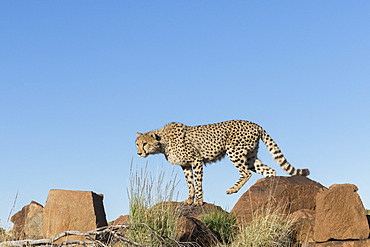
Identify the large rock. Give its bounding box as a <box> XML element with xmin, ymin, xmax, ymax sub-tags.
<box><xmin>11</xmin><ymin>201</ymin><xmax>44</xmax><ymax>239</ymax></box>
<box><xmin>231</xmin><ymin>176</ymin><xmax>325</xmax><ymax>224</ymax></box>
<box><xmin>42</xmin><ymin>189</ymin><xmax>108</xmax><ymax>241</ymax></box>
<box><xmin>150</xmin><ymin>202</ymin><xmax>230</xmax><ymax>246</ymax></box>
<box><xmin>175</xmin><ymin>216</ymin><xmax>219</xmax><ymax>246</ymax></box>
<box><xmin>290</xmin><ymin>209</ymin><xmax>315</xmax><ymax>243</ymax></box>
<box><xmin>112</xmin><ymin>215</ymin><xmax>130</xmax><ymax>225</ymax></box>
<box><xmin>314</xmin><ymin>184</ymin><xmax>369</xmax><ymax>242</ymax></box>
<box><xmin>150</xmin><ymin>201</ymin><xmax>226</xmax><ymax>220</ymax></box>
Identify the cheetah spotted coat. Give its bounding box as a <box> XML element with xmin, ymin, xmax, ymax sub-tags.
<box><xmin>136</xmin><ymin>120</ymin><xmax>310</xmax><ymax>205</ymax></box>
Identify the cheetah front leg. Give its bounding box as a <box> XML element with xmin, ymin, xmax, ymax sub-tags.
<box><xmin>181</xmin><ymin>165</ymin><xmax>195</xmax><ymax>205</ymax></box>
<box><xmin>181</xmin><ymin>162</ymin><xmax>204</xmax><ymax>205</ymax></box>
<box><xmin>192</xmin><ymin>161</ymin><xmax>204</xmax><ymax>205</ymax></box>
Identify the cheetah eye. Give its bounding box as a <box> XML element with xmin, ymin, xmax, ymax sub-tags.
<box><xmin>142</xmin><ymin>143</ymin><xmax>147</xmax><ymax>147</ymax></box>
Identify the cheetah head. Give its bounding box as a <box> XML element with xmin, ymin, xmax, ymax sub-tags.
<box><xmin>135</xmin><ymin>132</ymin><xmax>162</xmax><ymax>158</ymax></box>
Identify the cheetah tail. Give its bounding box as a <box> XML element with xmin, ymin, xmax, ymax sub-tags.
<box><xmin>261</xmin><ymin>129</ymin><xmax>310</xmax><ymax>176</ymax></box>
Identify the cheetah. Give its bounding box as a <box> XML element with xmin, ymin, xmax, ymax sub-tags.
<box><xmin>135</xmin><ymin>120</ymin><xmax>310</xmax><ymax>205</ymax></box>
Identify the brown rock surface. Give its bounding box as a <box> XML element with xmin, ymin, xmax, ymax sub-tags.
<box><xmin>150</xmin><ymin>201</ymin><xmax>226</xmax><ymax>220</ymax></box>
<box><xmin>11</xmin><ymin>201</ymin><xmax>44</xmax><ymax>239</ymax></box>
<box><xmin>112</xmin><ymin>215</ymin><xmax>130</xmax><ymax>225</ymax></box>
<box><xmin>314</xmin><ymin>184</ymin><xmax>369</xmax><ymax>242</ymax></box>
<box><xmin>303</xmin><ymin>239</ymin><xmax>370</xmax><ymax>247</ymax></box>
<box><xmin>147</xmin><ymin>201</ymin><xmax>230</xmax><ymax>246</ymax></box>
<box><xmin>42</xmin><ymin>189</ymin><xmax>107</xmax><ymax>242</ymax></box>
<box><xmin>175</xmin><ymin>216</ymin><xmax>218</xmax><ymax>246</ymax></box>
<box><xmin>231</xmin><ymin>176</ymin><xmax>325</xmax><ymax>224</ymax></box>
<box><xmin>290</xmin><ymin>209</ymin><xmax>315</xmax><ymax>243</ymax></box>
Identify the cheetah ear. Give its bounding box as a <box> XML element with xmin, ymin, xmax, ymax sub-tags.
<box><xmin>136</xmin><ymin>132</ymin><xmax>142</xmax><ymax>137</ymax></box>
<box><xmin>150</xmin><ymin>132</ymin><xmax>161</xmax><ymax>141</ymax></box>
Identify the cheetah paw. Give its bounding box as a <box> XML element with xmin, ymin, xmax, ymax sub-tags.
<box><xmin>193</xmin><ymin>200</ymin><xmax>204</xmax><ymax>206</ymax></box>
<box><xmin>183</xmin><ymin>199</ymin><xmax>194</xmax><ymax>205</ymax></box>
<box><xmin>226</xmin><ymin>187</ymin><xmax>237</xmax><ymax>194</ymax></box>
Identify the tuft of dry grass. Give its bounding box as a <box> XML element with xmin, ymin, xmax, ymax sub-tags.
<box><xmin>230</xmin><ymin>204</ymin><xmax>295</xmax><ymax>247</ymax></box>
<box><xmin>201</xmin><ymin>208</ymin><xmax>237</xmax><ymax>245</ymax></box>
<box><xmin>127</xmin><ymin>163</ymin><xmax>296</xmax><ymax>247</ymax></box>
<box><xmin>127</xmin><ymin>163</ymin><xmax>180</xmax><ymax>246</ymax></box>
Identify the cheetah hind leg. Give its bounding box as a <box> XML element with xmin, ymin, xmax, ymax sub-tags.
<box><xmin>245</xmin><ymin>147</ymin><xmax>276</xmax><ymax>177</ymax></box>
<box><xmin>226</xmin><ymin>156</ymin><xmax>252</xmax><ymax>194</ymax></box>
<box><xmin>226</xmin><ymin>159</ymin><xmax>274</xmax><ymax>194</ymax></box>
<box><xmin>250</xmin><ymin>158</ymin><xmax>276</xmax><ymax>177</ymax></box>
<box><xmin>226</xmin><ymin>167</ymin><xmax>252</xmax><ymax>194</ymax></box>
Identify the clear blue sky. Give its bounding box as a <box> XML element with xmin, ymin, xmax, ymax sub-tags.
<box><xmin>1</xmin><ymin>1</ymin><xmax>370</xmax><ymax>228</ymax></box>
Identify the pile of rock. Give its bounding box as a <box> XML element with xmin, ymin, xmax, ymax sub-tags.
<box><xmin>309</xmin><ymin>183</ymin><xmax>370</xmax><ymax>246</ymax></box>
<box><xmin>9</xmin><ymin>177</ymin><xmax>370</xmax><ymax>246</ymax></box>
<box><xmin>11</xmin><ymin>189</ymin><xmax>107</xmax><ymax>243</ymax></box>
<box><xmin>231</xmin><ymin>176</ymin><xmax>370</xmax><ymax>246</ymax></box>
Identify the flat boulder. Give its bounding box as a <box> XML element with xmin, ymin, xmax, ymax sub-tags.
<box><xmin>231</xmin><ymin>176</ymin><xmax>325</xmax><ymax>224</ymax></box>
<box><xmin>42</xmin><ymin>189</ymin><xmax>108</xmax><ymax>242</ymax></box>
<box><xmin>11</xmin><ymin>201</ymin><xmax>44</xmax><ymax>239</ymax></box>
<box><xmin>314</xmin><ymin>184</ymin><xmax>369</xmax><ymax>242</ymax></box>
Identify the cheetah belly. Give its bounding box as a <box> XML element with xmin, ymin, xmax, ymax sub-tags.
<box><xmin>166</xmin><ymin>154</ymin><xmax>189</xmax><ymax>166</ymax></box>
<box><xmin>164</xmin><ymin>144</ymin><xmax>199</xmax><ymax>166</ymax></box>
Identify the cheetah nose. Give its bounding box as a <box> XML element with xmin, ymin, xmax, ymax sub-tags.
<box><xmin>138</xmin><ymin>152</ymin><xmax>147</xmax><ymax>158</ymax></box>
